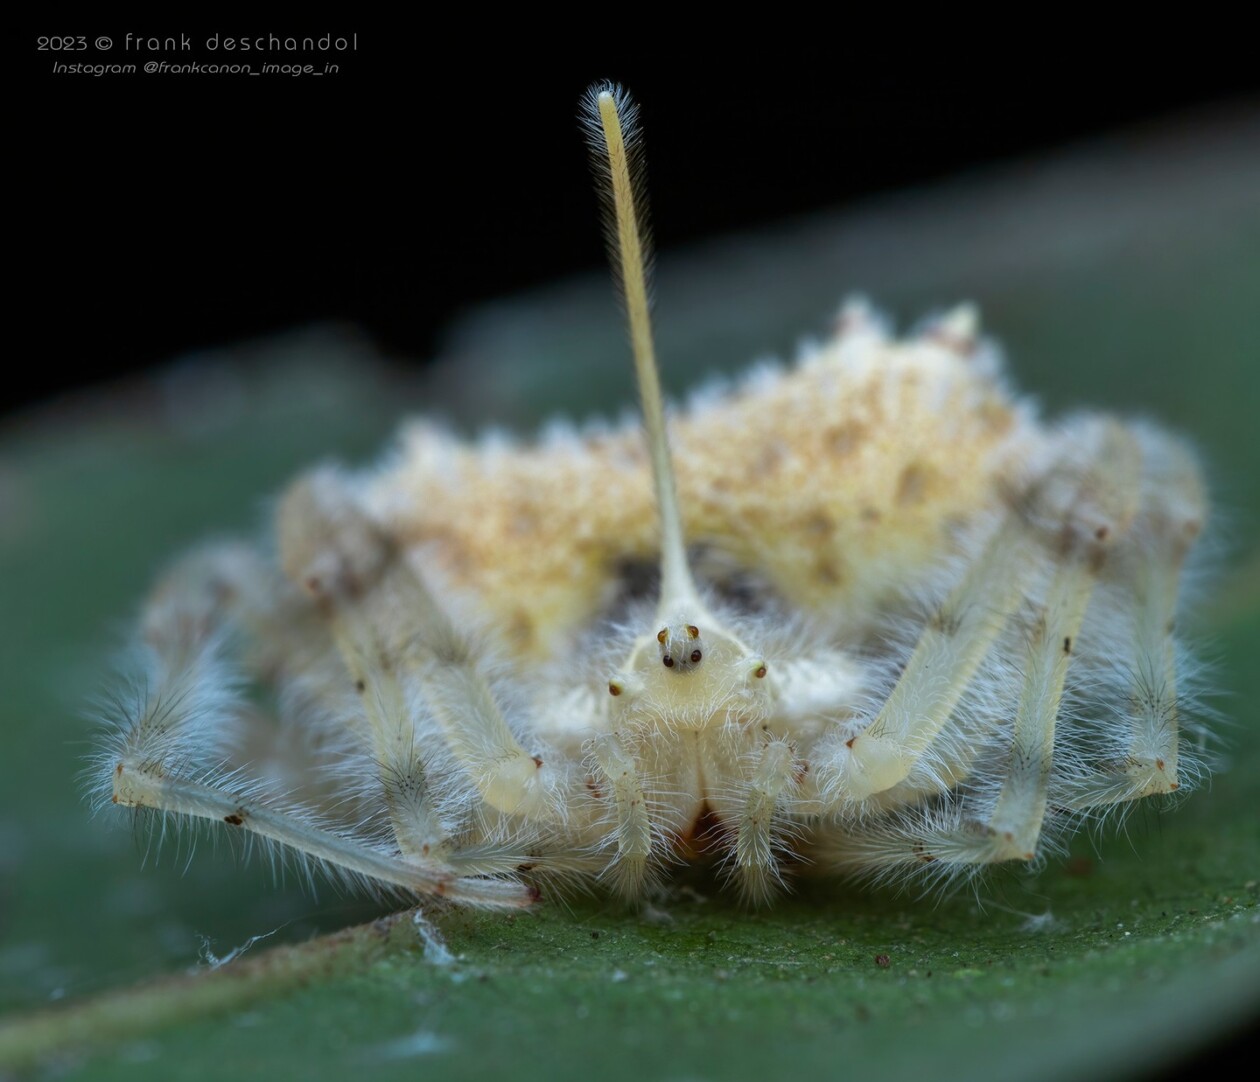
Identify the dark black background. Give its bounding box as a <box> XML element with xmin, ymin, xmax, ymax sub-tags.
<box><xmin>13</xmin><ymin>29</ymin><xmax>1256</xmax><ymax>418</ymax></box>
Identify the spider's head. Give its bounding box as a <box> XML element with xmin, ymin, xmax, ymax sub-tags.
<box><xmin>608</xmin><ymin>612</ymin><xmax>769</xmax><ymax>724</ymax></box>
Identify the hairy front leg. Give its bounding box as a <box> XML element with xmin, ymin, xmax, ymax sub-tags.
<box><xmin>279</xmin><ymin>468</ymin><xmax>568</xmax><ymax>826</ymax></box>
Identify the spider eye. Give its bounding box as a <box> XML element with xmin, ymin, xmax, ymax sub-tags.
<box><xmin>657</xmin><ymin>628</ymin><xmax>668</xmax><ymax>644</ymax></box>
<box><xmin>687</xmin><ymin>625</ymin><xmax>699</xmax><ymax>639</ymax></box>
<box><xmin>662</xmin><ymin>655</ymin><xmax>675</xmax><ymax>668</ymax></box>
<box><xmin>690</xmin><ymin>649</ymin><xmax>702</xmax><ymax>664</ymax></box>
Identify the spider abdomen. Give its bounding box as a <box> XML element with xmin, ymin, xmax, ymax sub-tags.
<box><xmin>368</xmin><ymin>305</ymin><xmax>1033</xmax><ymax>659</ymax></box>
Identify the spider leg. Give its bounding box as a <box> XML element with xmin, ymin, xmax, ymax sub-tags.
<box><xmin>808</xmin><ymin>548</ymin><xmax>1102</xmax><ymax>876</ymax></box>
<box><xmin>112</xmin><ymin>765</ymin><xmax>533</xmax><ymax>907</ymax></box>
<box><xmin>973</xmin><ymin>539</ymin><xmax>1098</xmax><ymax>860</ymax></box>
<box><xmin>1062</xmin><ymin>428</ymin><xmax>1206</xmax><ymax>808</ymax></box>
<box><xmin>104</xmin><ymin>542</ymin><xmax>536</xmax><ymax>908</ymax></box>
<box><xmin>811</xmin><ymin>420</ymin><xmax>1155</xmax><ymax>877</ymax></box>
<box><xmin>342</xmin><ymin>639</ymin><xmax>541</xmax><ymax>879</ymax></box>
<box><xmin>814</xmin><ymin>515</ymin><xmax>1030</xmax><ymax>804</ymax></box>
<box><xmin>590</xmin><ymin>730</ymin><xmax>655</xmax><ymax>895</ymax></box>
<box><xmin>726</xmin><ymin>737</ymin><xmax>798</xmax><ymax>903</ymax></box>
<box><xmin>101</xmin><ymin>545</ymin><xmax>254</xmax><ymax>821</ymax></box>
<box><xmin>278</xmin><ymin>468</ymin><xmax>567</xmax><ymax>827</ymax></box>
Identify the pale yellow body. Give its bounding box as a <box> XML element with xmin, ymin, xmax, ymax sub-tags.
<box><xmin>370</xmin><ymin>314</ymin><xmax>1029</xmax><ymax>658</ymax></box>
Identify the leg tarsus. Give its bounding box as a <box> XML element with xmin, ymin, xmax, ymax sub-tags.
<box><xmin>728</xmin><ymin>738</ymin><xmax>797</xmax><ymax>903</ymax></box>
<box><xmin>591</xmin><ymin>732</ymin><xmax>654</xmax><ymax>896</ymax></box>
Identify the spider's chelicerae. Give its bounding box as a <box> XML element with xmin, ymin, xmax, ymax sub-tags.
<box><xmin>97</xmin><ymin>86</ymin><xmax>1209</xmax><ymax>908</ymax></box>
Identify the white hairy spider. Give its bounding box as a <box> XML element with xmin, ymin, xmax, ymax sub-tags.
<box><xmin>95</xmin><ymin>85</ymin><xmax>1209</xmax><ymax>909</ymax></box>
